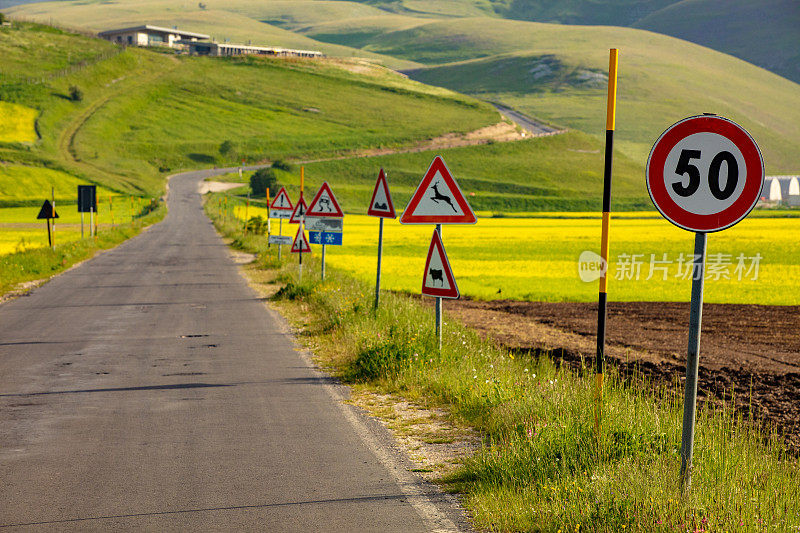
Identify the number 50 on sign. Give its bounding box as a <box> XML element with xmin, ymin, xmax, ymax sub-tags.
<box><xmin>646</xmin><ymin>114</ymin><xmax>763</xmax><ymax>233</ymax></box>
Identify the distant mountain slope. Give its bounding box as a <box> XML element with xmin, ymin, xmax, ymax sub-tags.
<box><xmin>351</xmin><ymin>17</ymin><xmax>800</xmax><ymax>173</ymax></box>
<box><xmin>633</xmin><ymin>0</ymin><xmax>800</xmax><ymax>83</ymax></box>
<box><xmin>344</xmin><ymin>0</ymin><xmax>800</xmax><ymax>82</ymax></box>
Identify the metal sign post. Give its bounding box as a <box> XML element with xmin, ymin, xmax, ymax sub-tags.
<box><xmin>680</xmin><ymin>231</ymin><xmax>707</xmax><ymax>491</ymax></box>
<box><xmin>368</xmin><ymin>168</ymin><xmax>396</xmax><ymax>310</ymax></box>
<box><xmin>243</xmin><ymin>193</ymin><xmax>250</xmax><ymax>235</ymax></box>
<box><xmin>299</xmin><ymin>218</ymin><xmax>304</xmax><ymax>281</ymax></box>
<box><xmin>374</xmin><ymin>217</ymin><xmax>385</xmax><ymax>309</ymax></box>
<box><xmin>435</xmin><ymin>224</ymin><xmax>443</xmax><ymax>350</ymax></box>
<box><xmin>321</xmin><ymin>244</ymin><xmax>326</xmax><ymax>281</ymax></box>
<box><xmin>51</xmin><ymin>187</ymin><xmax>56</xmax><ymax>248</ymax></box>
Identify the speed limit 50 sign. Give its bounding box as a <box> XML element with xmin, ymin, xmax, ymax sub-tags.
<box><xmin>646</xmin><ymin>115</ymin><xmax>764</xmax><ymax>232</ymax></box>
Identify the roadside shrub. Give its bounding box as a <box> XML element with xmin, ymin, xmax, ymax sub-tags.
<box><xmin>68</xmin><ymin>85</ymin><xmax>83</xmax><ymax>102</ymax></box>
<box><xmin>272</xmin><ymin>159</ymin><xmax>293</xmax><ymax>172</ymax></box>
<box><xmin>273</xmin><ymin>281</ymin><xmax>313</xmax><ymax>301</ymax></box>
<box><xmin>219</xmin><ymin>139</ymin><xmax>234</xmax><ymax>158</ymax></box>
<box><xmin>250</xmin><ymin>168</ymin><xmax>280</xmax><ymax>197</ymax></box>
<box><xmin>245</xmin><ymin>215</ymin><xmax>267</xmax><ymax>234</ymax></box>
<box><xmin>349</xmin><ymin>336</ymin><xmax>413</xmax><ymax>381</ymax></box>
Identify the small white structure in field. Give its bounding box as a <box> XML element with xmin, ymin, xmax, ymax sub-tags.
<box><xmin>762</xmin><ymin>175</ymin><xmax>800</xmax><ymax>206</ymax></box>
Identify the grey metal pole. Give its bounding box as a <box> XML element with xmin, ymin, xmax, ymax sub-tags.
<box><xmin>51</xmin><ymin>186</ymin><xmax>56</xmax><ymax>248</ymax></box>
<box><xmin>374</xmin><ymin>217</ymin><xmax>384</xmax><ymax>310</ymax></box>
<box><xmin>435</xmin><ymin>224</ymin><xmax>442</xmax><ymax>351</ymax></box>
<box><xmin>278</xmin><ymin>218</ymin><xmax>283</xmax><ymax>261</ymax></box>
<box><xmin>680</xmin><ymin>231</ymin><xmax>707</xmax><ymax>493</ymax></box>
<box><xmin>321</xmin><ymin>243</ymin><xmax>326</xmax><ymax>281</ymax></box>
<box><xmin>81</xmin><ymin>211</ymin><xmax>84</xmax><ymax>239</ymax></box>
<box><xmin>298</xmin><ymin>219</ymin><xmax>303</xmax><ymax>281</ymax></box>
<box><xmin>90</xmin><ymin>207</ymin><xmax>94</xmax><ymax>237</ymax></box>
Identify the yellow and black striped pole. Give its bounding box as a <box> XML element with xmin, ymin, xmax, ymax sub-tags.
<box><xmin>595</xmin><ymin>48</ymin><xmax>619</xmax><ymax>440</ymax></box>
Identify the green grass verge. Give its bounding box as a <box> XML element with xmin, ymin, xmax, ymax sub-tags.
<box><xmin>0</xmin><ymin>200</ymin><xmax>165</xmax><ymax>296</ymax></box>
<box><xmin>205</xmin><ymin>194</ymin><xmax>800</xmax><ymax>531</ymax></box>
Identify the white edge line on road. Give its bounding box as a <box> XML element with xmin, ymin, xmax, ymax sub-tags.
<box><xmin>266</xmin><ymin>308</ymin><xmax>463</xmax><ymax>533</ymax></box>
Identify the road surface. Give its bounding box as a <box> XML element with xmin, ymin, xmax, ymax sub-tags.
<box><xmin>492</xmin><ymin>104</ymin><xmax>563</xmax><ymax>135</ymax></box>
<box><xmin>0</xmin><ymin>168</ymin><xmax>463</xmax><ymax>531</ymax></box>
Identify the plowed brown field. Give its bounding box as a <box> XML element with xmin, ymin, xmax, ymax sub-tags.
<box><xmin>444</xmin><ymin>299</ymin><xmax>800</xmax><ymax>452</ymax></box>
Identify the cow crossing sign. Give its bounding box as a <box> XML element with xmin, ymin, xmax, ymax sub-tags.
<box><xmin>400</xmin><ymin>156</ymin><xmax>476</xmax><ymax>224</ymax></box>
<box><xmin>421</xmin><ymin>229</ymin><xmax>458</xmax><ymax>299</ymax></box>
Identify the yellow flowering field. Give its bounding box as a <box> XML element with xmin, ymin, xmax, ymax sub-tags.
<box><xmin>232</xmin><ymin>202</ymin><xmax>800</xmax><ymax>305</ymax></box>
<box><xmin>0</xmin><ymin>199</ymin><xmax>144</xmax><ymax>255</ymax></box>
<box><xmin>0</xmin><ymin>102</ymin><xmax>37</xmax><ymax>143</ymax></box>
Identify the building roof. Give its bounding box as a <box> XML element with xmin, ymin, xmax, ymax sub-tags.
<box><xmin>98</xmin><ymin>25</ymin><xmax>210</xmax><ymax>40</ymax></box>
<box><xmin>182</xmin><ymin>40</ymin><xmax>323</xmax><ymax>56</ymax></box>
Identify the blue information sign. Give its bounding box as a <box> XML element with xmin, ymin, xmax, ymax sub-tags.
<box><xmin>309</xmin><ymin>231</ymin><xmax>343</xmax><ymax>246</ymax></box>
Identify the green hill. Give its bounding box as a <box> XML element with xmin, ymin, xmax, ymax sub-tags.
<box><xmin>339</xmin><ymin>0</ymin><xmax>800</xmax><ymax>83</ymax></box>
<box><xmin>0</xmin><ymin>22</ymin><xmax>499</xmax><ymax>199</ymax></box>
<box><xmin>633</xmin><ymin>0</ymin><xmax>800</xmax><ymax>83</ymax></box>
<box><xmin>297</xmin><ymin>16</ymin><xmax>800</xmax><ymax>173</ymax></box>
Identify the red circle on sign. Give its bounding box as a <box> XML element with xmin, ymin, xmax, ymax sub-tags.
<box><xmin>646</xmin><ymin>115</ymin><xmax>764</xmax><ymax>232</ymax></box>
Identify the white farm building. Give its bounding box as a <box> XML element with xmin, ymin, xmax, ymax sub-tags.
<box><xmin>97</xmin><ymin>24</ymin><xmax>322</xmax><ymax>59</ymax></box>
<box><xmin>761</xmin><ymin>176</ymin><xmax>800</xmax><ymax>206</ymax></box>
<box><xmin>98</xmin><ymin>25</ymin><xmax>210</xmax><ymax>48</ymax></box>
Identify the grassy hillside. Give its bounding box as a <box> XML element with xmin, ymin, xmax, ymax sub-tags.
<box><xmin>345</xmin><ymin>0</ymin><xmax>800</xmax><ymax>83</ymax></box>
<box><xmin>322</xmin><ymin>17</ymin><xmax>800</xmax><ymax>173</ymax></box>
<box><xmin>633</xmin><ymin>0</ymin><xmax>800</xmax><ymax>83</ymax></box>
<box><xmin>1</xmin><ymin>22</ymin><xmax>500</xmax><ymax>200</ymax></box>
<box><xmin>69</xmin><ymin>54</ymin><xmax>498</xmax><ymax>192</ymax></box>
<box><xmin>293</xmin><ymin>132</ymin><xmax>649</xmax><ymax>213</ymax></box>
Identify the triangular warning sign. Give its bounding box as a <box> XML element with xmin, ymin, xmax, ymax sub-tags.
<box><xmin>367</xmin><ymin>168</ymin><xmax>396</xmax><ymax>218</ymax></box>
<box><xmin>270</xmin><ymin>186</ymin><xmax>293</xmax><ymax>211</ymax></box>
<box><xmin>291</xmin><ymin>225</ymin><xmax>311</xmax><ymax>253</ymax></box>
<box><xmin>421</xmin><ymin>229</ymin><xmax>459</xmax><ymax>299</ymax></box>
<box><xmin>289</xmin><ymin>193</ymin><xmax>308</xmax><ymax>224</ymax></box>
<box><xmin>400</xmin><ymin>156</ymin><xmax>476</xmax><ymax>225</ymax></box>
<box><xmin>307</xmin><ymin>182</ymin><xmax>344</xmax><ymax>218</ymax></box>
<box><xmin>36</xmin><ymin>200</ymin><xmax>59</xmax><ymax>220</ymax></box>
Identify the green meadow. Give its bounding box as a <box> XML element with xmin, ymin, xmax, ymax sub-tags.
<box><xmin>71</xmin><ymin>55</ymin><xmax>497</xmax><ymax>192</ymax></box>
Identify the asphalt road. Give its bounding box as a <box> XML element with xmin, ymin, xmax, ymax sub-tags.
<box><xmin>491</xmin><ymin>104</ymin><xmax>563</xmax><ymax>135</ymax></box>
<box><xmin>0</xmin><ymin>169</ymin><xmax>462</xmax><ymax>531</ymax></box>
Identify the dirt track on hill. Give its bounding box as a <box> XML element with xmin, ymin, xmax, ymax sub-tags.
<box><xmin>443</xmin><ymin>299</ymin><xmax>800</xmax><ymax>452</ymax></box>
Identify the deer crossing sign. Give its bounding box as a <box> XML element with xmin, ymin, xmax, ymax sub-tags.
<box><xmin>400</xmin><ymin>156</ymin><xmax>476</xmax><ymax>224</ymax></box>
